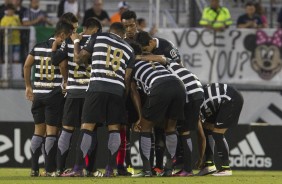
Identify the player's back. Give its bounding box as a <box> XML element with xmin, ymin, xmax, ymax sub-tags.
<box><xmin>85</xmin><ymin>32</ymin><xmax>134</xmax><ymax>97</ymax></box>
<box><xmin>31</xmin><ymin>38</ymin><xmax>62</xmax><ymax>95</ymax></box>
<box><xmin>167</xmin><ymin>62</ymin><xmax>203</xmax><ymax>102</ymax></box>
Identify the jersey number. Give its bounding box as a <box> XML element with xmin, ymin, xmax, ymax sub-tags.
<box><xmin>106</xmin><ymin>45</ymin><xmax>123</xmax><ymax>71</ymax></box>
<box><xmin>39</xmin><ymin>57</ymin><xmax>54</xmax><ymax>81</ymax></box>
<box><xmin>74</xmin><ymin>65</ymin><xmax>91</xmax><ymax>78</ymax></box>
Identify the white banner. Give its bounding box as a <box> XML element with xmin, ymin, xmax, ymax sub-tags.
<box><xmin>156</xmin><ymin>28</ymin><xmax>282</xmax><ymax>86</ymax></box>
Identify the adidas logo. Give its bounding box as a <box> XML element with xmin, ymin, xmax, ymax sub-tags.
<box><xmin>229</xmin><ymin>131</ymin><xmax>272</xmax><ymax>168</ymax></box>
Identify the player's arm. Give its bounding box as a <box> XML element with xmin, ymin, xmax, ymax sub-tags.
<box><xmin>24</xmin><ymin>54</ymin><xmax>35</xmax><ymax>101</ymax></box>
<box><xmin>125</xmin><ymin>68</ymin><xmax>133</xmax><ymax>97</ymax></box>
<box><xmin>74</xmin><ymin>34</ymin><xmax>95</xmax><ymax>66</ymax></box>
<box><xmin>51</xmin><ymin>37</ymin><xmax>68</xmax><ymax>65</ymax></box>
<box><xmin>59</xmin><ymin>59</ymin><xmax>68</xmax><ymax>93</ymax></box>
<box><xmin>136</xmin><ymin>55</ymin><xmax>168</xmax><ymax>65</ymax></box>
<box><xmin>196</xmin><ymin>118</ymin><xmax>206</xmax><ymax>168</ymax></box>
<box><xmin>130</xmin><ymin>81</ymin><xmax>142</xmax><ymax>132</ymax></box>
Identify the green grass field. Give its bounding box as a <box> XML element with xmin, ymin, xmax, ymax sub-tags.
<box><xmin>0</xmin><ymin>169</ymin><xmax>282</xmax><ymax>184</ymax></box>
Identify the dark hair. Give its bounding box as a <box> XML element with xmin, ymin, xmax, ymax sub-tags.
<box><xmin>59</xmin><ymin>12</ymin><xmax>78</xmax><ymax>24</ymax></box>
<box><xmin>121</xmin><ymin>10</ymin><xmax>137</xmax><ymax>21</ymax></box>
<box><xmin>54</xmin><ymin>20</ymin><xmax>74</xmax><ymax>36</ymax></box>
<box><xmin>84</xmin><ymin>17</ymin><xmax>102</xmax><ymax>32</ymax></box>
<box><xmin>130</xmin><ymin>42</ymin><xmax>142</xmax><ymax>55</ymax></box>
<box><xmin>109</xmin><ymin>22</ymin><xmax>126</xmax><ymax>35</ymax></box>
<box><xmin>135</xmin><ymin>31</ymin><xmax>153</xmax><ymax>47</ymax></box>
<box><xmin>6</xmin><ymin>3</ymin><xmax>15</xmax><ymax>11</ymax></box>
<box><xmin>137</xmin><ymin>18</ymin><xmax>145</xmax><ymax>25</ymax></box>
<box><xmin>245</xmin><ymin>1</ymin><xmax>254</xmax><ymax>7</ymax></box>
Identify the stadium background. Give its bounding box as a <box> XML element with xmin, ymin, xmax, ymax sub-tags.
<box><xmin>0</xmin><ymin>0</ymin><xmax>281</xmax><ymax>171</ymax></box>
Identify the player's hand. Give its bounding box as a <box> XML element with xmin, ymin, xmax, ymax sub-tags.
<box><xmin>71</xmin><ymin>32</ymin><xmax>80</xmax><ymax>42</ymax></box>
<box><xmin>25</xmin><ymin>87</ymin><xmax>34</xmax><ymax>101</ymax></box>
<box><xmin>133</xmin><ymin>119</ymin><xmax>141</xmax><ymax>132</ymax></box>
<box><xmin>62</xmin><ymin>82</ymin><xmax>67</xmax><ymax>94</ymax></box>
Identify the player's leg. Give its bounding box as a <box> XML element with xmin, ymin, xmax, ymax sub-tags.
<box><xmin>212</xmin><ymin>90</ymin><xmax>243</xmax><ymax>176</ymax></box>
<box><xmin>30</xmin><ymin>97</ymin><xmax>45</xmax><ymax>176</ymax></box>
<box><xmin>104</xmin><ymin>93</ymin><xmax>127</xmax><ymax>177</ymax></box>
<box><xmin>154</xmin><ymin>127</ymin><xmax>165</xmax><ymax>172</ymax></box>
<box><xmin>56</xmin><ymin>98</ymin><xmax>77</xmax><ymax>175</ymax></box>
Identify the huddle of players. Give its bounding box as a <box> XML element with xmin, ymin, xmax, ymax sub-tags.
<box><xmin>24</xmin><ymin>10</ymin><xmax>244</xmax><ymax>177</ymax></box>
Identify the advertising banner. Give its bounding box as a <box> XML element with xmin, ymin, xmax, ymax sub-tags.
<box><xmin>0</xmin><ymin>122</ymin><xmax>281</xmax><ymax>170</ymax></box>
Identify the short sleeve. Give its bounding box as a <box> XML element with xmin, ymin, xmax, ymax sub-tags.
<box><xmin>82</xmin><ymin>34</ymin><xmax>97</xmax><ymax>53</ymax></box>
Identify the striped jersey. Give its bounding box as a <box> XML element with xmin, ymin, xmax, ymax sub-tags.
<box><xmin>133</xmin><ymin>60</ymin><xmax>178</xmax><ymax>95</ymax></box>
<box><xmin>29</xmin><ymin>38</ymin><xmax>63</xmax><ymax>94</ymax></box>
<box><xmin>22</xmin><ymin>8</ymin><xmax>47</xmax><ymax>26</ymax></box>
<box><xmin>167</xmin><ymin>62</ymin><xmax>204</xmax><ymax>103</ymax></box>
<box><xmin>83</xmin><ymin>32</ymin><xmax>135</xmax><ymax>97</ymax></box>
<box><xmin>152</xmin><ymin>38</ymin><xmax>181</xmax><ymax>64</ymax></box>
<box><xmin>53</xmin><ymin>35</ymin><xmax>91</xmax><ymax>98</ymax></box>
<box><xmin>200</xmin><ymin>83</ymin><xmax>232</xmax><ymax>121</ymax></box>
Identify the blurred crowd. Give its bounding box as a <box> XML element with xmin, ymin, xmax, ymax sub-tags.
<box><xmin>0</xmin><ymin>0</ymin><xmax>282</xmax><ymax>65</ymax></box>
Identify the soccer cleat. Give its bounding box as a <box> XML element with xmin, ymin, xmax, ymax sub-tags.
<box><xmin>212</xmin><ymin>169</ymin><xmax>232</xmax><ymax>176</ymax></box>
<box><xmin>131</xmin><ymin>170</ymin><xmax>152</xmax><ymax>177</ymax></box>
<box><xmin>172</xmin><ymin>169</ymin><xmax>194</xmax><ymax>177</ymax></box>
<box><xmin>104</xmin><ymin>165</ymin><xmax>115</xmax><ymax>177</ymax></box>
<box><xmin>84</xmin><ymin>170</ymin><xmax>104</xmax><ymax>177</ymax></box>
<box><xmin>30</xmin><ymin>170</ymin><xmax>39</xmax><ymax>177</ymax></box>
<box><xmin>127</xmin><ymin>166</ymin><xmax>135</xmax><ymax>175</ymax></box>
<box><xmin>117</xmin><ymin>166</ymin><xmax>132</xmax><ymax>176</ymax></box>
<box><xmin>196</xmin><ymin>164</ymin><xmax>217</xmax><ymax>176</ymax></box>
<box><xmin>40</xmin><ymin>171</ymin><xmax>56</xmax><ymax>177</ymax></box>
<box><xmin>60</xmin><ymin>170</ymin><xmax>84</xmax><ymax>177</ymax></box>
<box><xmin>152</xmin><ymin>167</ymin><xmax>163</xmax><ymax>176</ymax></box>
<box><xmin>158</xmin><ymin>169</ymin><xmax>173</xmax><ymax>177</ymax></box>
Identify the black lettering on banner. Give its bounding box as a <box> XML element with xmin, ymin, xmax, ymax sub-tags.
<box><xmin>185</xmin><ymin>29</ymin><xmax>200</xmax><ymax>48</ymax></box>
<box><xmin>230</xmin><ymin>30</ymin><xmax>242</xmax><ymax>49</ymax></box>
<box><xmin>214</xmin><ymin>31</ymin><xmax>225</xmax><ymax>47</ymax></box>
<box><xmin>200</xmin><ymin>29</ymin><xmax>213</xmax><ymax>47</ymax></box>
<box><xmin>206</xmin><ymin>50</ymin><xmax>217</xmax><ymax>81</ymax></box>
<box><xmin>239</xmin><ymin>51</ymin><xmax>250</xmax><ymax>78</ymax></box>
<box><xmin>182</xmin><ymin>53</ymin><xmax>202</xmax><ymax>68</ymax></box>
<box><xmin>172</xmin><ymin>30</ymin><xmax>187</xmax><ymax>47</ymax></box>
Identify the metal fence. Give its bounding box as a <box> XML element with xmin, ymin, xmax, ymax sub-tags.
<box><xmin>0</xmin><ymin>27</ymin><xmax>32</xmax><ymax>89</ymax></box>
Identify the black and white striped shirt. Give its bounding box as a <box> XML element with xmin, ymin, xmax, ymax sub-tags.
<box><xmin>133</xmin><ymin>60</ymin><xmax>178</xmax><ymax>95</ymax></box>
<box><xmin>22</xmin><ymin>8</ymin><xmax>47</xmax><ymax>26</ymax></box>
<box><xmin>200</xmin><ymin>83</ymin><xmax>232</xmax><ymax>121</ymax></box>
<box><xmin>30</xmin><ymin>38</ymin><xmax>62</xmax><ymax>94</ymax></box>
<box><xmin>54</xmin><ymin>35</ymin><xmax>91</xmax><ymax>98</ymax></box>
<box><xmin>168</xmin><ymin>62</ymin><xmax>203</xmax><ymax>103</ymax></box>
<box><xmin>83</xmin><ymin>32</ymin><xmax>135</xmax><ymax>97</ymax></box>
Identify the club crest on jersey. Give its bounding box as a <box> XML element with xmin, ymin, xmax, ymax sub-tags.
<box><xmin>170</xmin><ymin>49</ymin><xmax>178</xmax><ymax>58</ymax></box>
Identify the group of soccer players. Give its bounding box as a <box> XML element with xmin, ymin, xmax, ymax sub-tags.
<box><xmin>24</xmin><ymin>10</ymin><xmax>244</xmax><ymax>178</ymax></box>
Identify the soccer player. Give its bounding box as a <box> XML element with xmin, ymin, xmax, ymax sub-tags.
<box><xmin>197</xmin><ymin>83</ymin><xmax>244</xmax><ymax>176</ymax></box>
<box><xmin>135</xmin><ymin>54</ymin><xmax>206</xmax><ymax>176</ymax></box>
<box><xmin>130</xmin><ymin>42</ymin><xmax>186</xmax><ymax>177</ymax></box>
<box><xmin>135</xmin><ymin>31</ymin><xmax>182</xmax><ymax>174</ymax></box>
<box><xmin>51</xmin><ymin>16</ymin><xmax>103</xmax><ymax>177</ymax></box>
<box><xmin>135</xmin><ymin>31</ymin><xmax>181</xmax><ymax>64</ymax></box>
<box><xmin>24</xmin><ymin>21</ymin><xmax>74</xmax><ymax>176</ymax></box>
<box><xmin>65</xmin><ymin>22</ymin><xmax>135</xmax><ymax>177</ymax></box>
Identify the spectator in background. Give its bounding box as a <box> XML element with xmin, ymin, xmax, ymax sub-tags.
<box><xmin>12</xmin><ymin>0</ymin><xmax>27</xmax><ymax>21</ymax></box>
<box><xmin>57</xmin><ymin>0</ymin><xmax>80</xmax><ymax>21</ymax></box>
<box><xmin>0</xmin><ymin>0</ymin><xmax>12</xmax><ymax>20</ymax></box>
<box><xmin>22</xmin><ymin>0</ymin><xmax>52</xmax><ymax>26</ymax></box>
<box><xmin>82</xmin><ymin>0</ymin><xmax>110</xmax><ymax>27</ymax></box>
<box><xmin>255</xmin><ymin>2</ymin><xmax>268</xmax><ymax>28</ymax></box>
<box><xmin>110</xmin><ymin>1</ymin><xmax>129</xmax><ymax>23</ymax></box>
<box><xmin>277</xmin><ymin>7</ymin><xmax>282</xmax><ymax>28</ymax></box>
<box><xmin>137</xmin><ymin>18</ymin><xmax>158</xmax><ymax>36</ymax></box>
<box><xmin>233</xmin><ymin>0</ymin><xmax>245</xmax><ymax>7</ymax></box>
<box><xmin>237</xmin><ymin>1</ymin><xmax>262</xmax><ymax>28</ymax></box>
<box><xmin>0</xmin><ymin>3</ymin><xmax>21</xmax><ymax>63</ymax></box>
<box><xmin>199</xmin><ymin>0</ymin><xmax>232</xmax><ymax>31</ymax></box>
